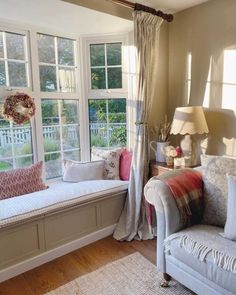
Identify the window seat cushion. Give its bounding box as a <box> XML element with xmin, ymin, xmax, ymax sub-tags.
<box><xmin>0</xmin><ymin>180</ymin><xmax>128</xmax><ymax>228</ymax></box>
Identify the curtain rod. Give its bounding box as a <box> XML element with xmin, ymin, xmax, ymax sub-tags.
<box><xmin>110</xmin><ymin>0</ymin><xmax>174</xmax><ymax>22</ymax></box>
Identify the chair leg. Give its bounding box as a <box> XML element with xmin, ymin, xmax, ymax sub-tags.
<box><xmin>161</xmin><ymin>273</ymin><xmax>171</xmax><ymax>288</ymax></box>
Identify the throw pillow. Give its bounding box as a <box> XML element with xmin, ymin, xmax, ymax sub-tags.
<box><xmin>0</xmin><ymin>161</ymin><xmax>47</xmax><ymax>200</ymax></box>
<box><xmin>91</xmin><ymin>147</ymin><xmax>121</xmax><ymax>180</ymax></box>
<box><xmin>119</xmin><ymin>149</ymin><xmax>132</xmax><ymax>181</ymax></box>
<box><xmin>201</xmin><ymin>155</ymin><xmax>236</xmax><ymax>226</ymax></box>
<box><xmin>63</xmin><ymin>160</ymin><xmax>105</xmax><ymax>182</ymax></box>
<box><xmin>224</xmin><ymin>174</ymin><xmax>236</xmax><ymax>241</ymax></box>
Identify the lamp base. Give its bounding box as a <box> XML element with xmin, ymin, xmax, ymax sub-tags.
<box><xmin>180</xmin><ymin>135</ymin><xmax>195</xmax><ymax>167</ymax></box>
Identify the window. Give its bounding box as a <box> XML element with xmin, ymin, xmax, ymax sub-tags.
<box><xmin>90</xmin><ymin>43</ymin><xmax>122</xmax><ymax>89</ymax></box>
<box><xmin>38</xmin><ymin>34</ymin><xmax>76</xmax><ymax>92</ymax></box>
<box><xmin>0</xmin><ymin>24</ymin><xmax>129</xmax><ymax>179</ymax></box>
<box><xmin>0</xmin><ymin>102</ymin><xmax>33</xmax><ymax>171</ymax></box>
<box><xmin>41</xmin><ymin>99</ymin><xmax>80</xmax><ymax>179</ymax></box>
<box><xmin>38</xmin><ymin>33</ymin><xmax>80</xmax><ymax>179</ymax></box>
<box><xmin>0</xmin><ymin>31</ymin><xmax>29</xmax><ymax>88</ymax></box>
<box><xmin>87</xmin><ymin>39</ymin><xmax>127</xmax><ymax>150</ymax></box>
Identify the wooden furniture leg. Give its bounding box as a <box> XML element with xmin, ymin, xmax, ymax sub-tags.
<box><xmin>161</xmin><ymin>273</ymin><xmax>171</xmax><ymax>287</ymax></box>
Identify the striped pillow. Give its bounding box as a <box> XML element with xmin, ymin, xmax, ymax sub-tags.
<box><xmin>0</xmin><ymin>161</ymin><xmax>47</xmax><ymax>200</ymax></box>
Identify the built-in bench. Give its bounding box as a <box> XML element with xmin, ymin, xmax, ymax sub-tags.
<box><xmin>0</xmin><ymin>180</ymin><xmax>128</xmax><ymax>282</ymax></box>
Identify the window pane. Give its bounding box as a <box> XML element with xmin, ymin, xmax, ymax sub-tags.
<box><xmin>0</xmin><ymin>103</ymin><xmax>33</xmax><ymax>171</ymax></box>
<box><xmin>89</xmin><ymin>99</ymin><xmax>126</xmax><ymax>148</ymax></box>
<box><xmin>0</xmin><ymin>32</ymin><xmax>4</xmax><ymax>58</ymax></box>
<box><xmin>58</xmin><ymin>67</ymin><xmax>75</xmax><ymax>92</ymax></box>
<box><xmin>91</xmin><ymin>68</ymin><xmax>106</xmax><ymax>89</ymax></box>
<box><xmin>0</xmin><ymin>61</ymin><xmax>6</xmax><ymax>86</ymax></box>
<box><xmin>13</xmin><ymin>127</ymin><xmax>33</xmax><ymax>156</ymax></box>
<box><xmin>61</xmin><ymin>100</ymin><xmax>79</xmax><ymax>124</ymax></box>
<box><xmin>42</xmin><ymin>99</ymin><xmax>80</xmax><ymax>179</ymax></box>
<box><xmin>6</xmin><ymin>32</ymin><xmax>25</xmax><ymax>60</ymax></box>
<box><xmin>58</xmin><ymin>38</ymin><xmax>74</xmax><ymax>66</ymax></box>
<box><xmin>62</xmin><ymin>126</ymin><xmax>79</xmax><ymax>149</ymax></box>
<box><xmin>90</xmin><ymin>44</ymin><xmax>105</xmax><ymax>66</ymax></box>
<box><xmin>107</xmin><ymin>67</ymin><xmax>122</xmax><ymax>88</ymax></box>
<box><xmin>15</xmin><ymin>156</ymin><xmax>33</xmax><ymax>168</ymax></box>
<box><xmin>42</xmin><ymin>100</ymin><xmax>59</xmax><ymax>125</ymax></box>
<box><xmin>38</xmin><ymin>34</ymin><xmax>55</xmax><ymax>64</ymax></box>
<box><xmin>63</xmin><ymin>150</ymin><xmax>80</xmax><ymax>161</ymax></box>
<box><xmin>45</xmin><ymin>152</ymin><xmax>61</xmax><ymax>179</ymax></box>
<box><xmin>8</xmin><ymin>62</ymin><xmax>27</xmax><ymax>87</ymax></box>
<box><xmin>107</xmin><ymin>43</ymin><xmax>122</xmax><ymax>66</ymax></box>
<box><xmin>40</xmin><ymin>65</ymin><xmax>57</xmax><ymax>91</ymax></box>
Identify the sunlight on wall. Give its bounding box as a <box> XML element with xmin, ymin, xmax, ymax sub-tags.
<box><xmin>222</xmin><ymin>50</ymin><xmax>236</xmax><ymax>108</ymax></box>
<box><xmin>186</xmin><ymin>53</ymin><xmax>192</xmax><ymax>105</ymax></box>
<box><xmin>203</xmin><ymin>56</ymin><xmax>212</xmax><ymax>108</ymax></box>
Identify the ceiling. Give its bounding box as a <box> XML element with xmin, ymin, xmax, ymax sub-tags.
<box><xmin>0</xmin><ymin>0</ymin><xmax>208</xmax><ymax>36</ymax></box>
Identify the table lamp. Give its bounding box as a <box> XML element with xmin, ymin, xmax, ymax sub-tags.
<box><xmin>170</xmin><ymin>106</ymin><xmax>209</xmax><ymax>166</ymax></box>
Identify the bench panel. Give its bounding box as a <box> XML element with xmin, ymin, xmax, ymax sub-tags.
<box><xmin>0</xmin><ymin>221</ymin><xmax>44</xmax><ymax>269</ymax></box>
<box><xmin>44</xmin><ymin>204</ymin><xmax>98</xmax><ymax>249</ymax></box>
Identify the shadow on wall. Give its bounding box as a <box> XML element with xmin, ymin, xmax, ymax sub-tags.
<box><xmin>203</xmin><ymin>108</ymin><xmax>236</xmax><ymax>156</ymax></box>
<box><xmin>168</xmin><ymin>0</ymin><xmax>236</xmax><ymax>157</ymax></box>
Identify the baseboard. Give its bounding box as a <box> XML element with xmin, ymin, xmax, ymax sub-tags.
<box><xmin>0</xmin><ymin>224</ymin><xmax>116</xmax><ymax>283</ymax></box>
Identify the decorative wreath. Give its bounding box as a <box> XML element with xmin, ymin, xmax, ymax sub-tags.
<box><xmin>3</xmin><ymin>92</ymin><xmax>36</xmax><ymax>124</ymax></box>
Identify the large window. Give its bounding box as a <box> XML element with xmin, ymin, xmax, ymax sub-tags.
<box><xmin>0</xmin><ymin>31</ymin><xmax>29</xmax><ymax>88</ymax></box>
<box><xmin>0</xmin><ymin>25</ymin><xmax>129</xmax><ymax>179</ymax></box>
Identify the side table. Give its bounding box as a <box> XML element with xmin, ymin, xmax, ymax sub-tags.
<box><xmin>149</xmin><ymin>161</ymin><xmax>174</xmax><ymax>177</ymax></box>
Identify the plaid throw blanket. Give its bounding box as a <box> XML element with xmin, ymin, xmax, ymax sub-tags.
<box><xmin>157</xmin><ymin>168</ymin><xmax>203</xmax><ymax>225</ymax></box>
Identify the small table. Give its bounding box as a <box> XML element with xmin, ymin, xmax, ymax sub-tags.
<box><xmin>149</xmin><ymin>161</ymin><xmax>174</xmax><ymax>177</ymax></box>
<box><xmin>149</xmin><ymin>160</ymin><xmax>199</xmax><ymax>177</ymax></box>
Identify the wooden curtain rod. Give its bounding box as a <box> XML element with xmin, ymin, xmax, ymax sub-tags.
<box><xmin>110</xmin><ymin>0</ymin><xmax>174</xmax><ymax>22</ymax></box>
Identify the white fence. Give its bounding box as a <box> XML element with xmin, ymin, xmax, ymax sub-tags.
<box><xmin>0</xmin><ymin>123</ymin><xmax>126</xmax><ymax>147</ymax></box>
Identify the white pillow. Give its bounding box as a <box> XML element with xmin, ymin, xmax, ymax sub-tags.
<box><xmin>91</xmin><ymin>147</ymin><xmax>121</xmax><ymax>180</ymax></box>
<box><xmin>63</xmin><ymin>160</ymin><xmax>105</xmax><ymax>182</ymax></box>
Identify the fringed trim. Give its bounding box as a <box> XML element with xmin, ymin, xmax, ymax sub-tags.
<box><xmin>165</xmin><ymin>235</ymin><xmax>236</xmax><ymax>274</ymax></box>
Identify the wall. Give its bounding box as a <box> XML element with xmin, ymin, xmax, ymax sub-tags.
<box><xmin>168</xmin><ymin>0</ymin><xmax>236</xmax><ymax>156</ymax></box>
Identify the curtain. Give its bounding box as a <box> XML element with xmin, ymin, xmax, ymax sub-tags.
<box><xmin>59</xmin><ymin>68</ymin><xmax>75</xmax><ymax>92</ymax></box>
<box><xmin>113</xmin><ymin>11</ymin><xmax>163</xmax><ymax>241</ymax></box>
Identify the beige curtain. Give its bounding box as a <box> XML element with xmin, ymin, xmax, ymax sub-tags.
<box><xmin>59</xmin><ymin>68</ymin><xmax>75</xmax><ymax>92</ymax></box>
<box><xmin>113</xmin><ymin>11</ymin><xmax>163</xmax><ymax>241</ymax></box>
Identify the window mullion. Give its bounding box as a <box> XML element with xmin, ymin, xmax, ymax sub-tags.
<box><xmin>104</xmin><ymin>43</ymin><xmax>108</xmax><ymax>89</ymax></box>
<box><xmin>54</xmin><ymin>36</ymin><xmax>60</xmax><ymax>92</ymax></box>
<box><xmin>2</xmin><ymin>32</ymin><xmax>9</xmax><ymax>87</ymax></box>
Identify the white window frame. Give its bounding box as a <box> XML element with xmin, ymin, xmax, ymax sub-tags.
<box><xmin>0</xmin><ymin>21</ymin><xmax>132</xmax><ymax>179</ymax></box>
<box><xmin>81</xmin><ymin>34</ymin><xmax>130</xmax><ymax>159</ymax></box>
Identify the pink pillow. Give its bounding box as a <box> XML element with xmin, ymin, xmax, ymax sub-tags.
<box><xmin>119</xmin><ymin>149</ymin><xmax>132</xmax><ymax>181</ymax></box>
<box><xmin>0</xmin><ymin>161</ymin><xmax>48</xmax><ymax>200</ymax></box>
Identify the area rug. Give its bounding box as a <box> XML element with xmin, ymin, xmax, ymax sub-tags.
<box><xmin>45</xmin><ymin>252</ymin><xmax>194</xmax><ymax>295</ymax></box>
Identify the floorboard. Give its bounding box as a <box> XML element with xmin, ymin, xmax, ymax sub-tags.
<box><xmin>0</xmin><ymin>236</ymin><xmax>156</xmax><ymax>295</ymax></box>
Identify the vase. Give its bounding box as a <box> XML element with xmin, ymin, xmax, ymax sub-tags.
<box><xmin>150</xmin><ymin>141</ymin><xmax>170</xmax><ymax>163</ymax></box>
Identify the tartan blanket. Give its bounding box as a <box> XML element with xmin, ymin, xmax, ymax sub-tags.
<box><xmin>157</xmin><ymin>168</ymin><xmax>204</xmax><ymax>225</ymax></box>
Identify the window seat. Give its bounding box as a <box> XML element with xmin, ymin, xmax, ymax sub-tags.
<box><xmin>0</xmin><ymin>180</ymin><xmax>128</xmax><ymax>282</ymax></box>
<box><xmin>0</xmin><ymin>180</ymin><xmax>129</xmax><ymax>229</ymax></box>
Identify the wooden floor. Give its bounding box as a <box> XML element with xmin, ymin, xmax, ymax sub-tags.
<box><xmin>0</xmin><ymin>236</ymin><xmax>156</xmax><ymax>295</ymax></box>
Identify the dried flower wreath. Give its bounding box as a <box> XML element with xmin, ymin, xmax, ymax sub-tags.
<box><xmin>3</xmin><ymin>92</ymin><xmax>36</xmax><ymax>124</ymax></box>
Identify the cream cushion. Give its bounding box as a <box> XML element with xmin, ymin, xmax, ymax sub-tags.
<box><xmin>0</xmin><ymin>180</ymin><xmax>129</xmax><ymax>228</ymax></box>
<box><xmin>63</xmin><ymin>160</ymin><xmax>105</xmax><ymax>182</ymax></box>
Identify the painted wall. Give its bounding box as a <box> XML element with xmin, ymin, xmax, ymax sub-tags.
<box><xmin>168</xmin><ymin>0</ymin><xmax>236</xmax><ymax>157</ymax></box>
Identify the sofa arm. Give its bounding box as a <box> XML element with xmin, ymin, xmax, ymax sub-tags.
<box><xmin>144</xmin><ymin>177</ymin><xmax>185</xmax><ymax>272</ymax></box>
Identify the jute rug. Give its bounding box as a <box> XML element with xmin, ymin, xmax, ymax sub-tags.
<box><xmin>46</xmin><ymin>252</ymin><xmax>194</xmax><ymax>295</ymax></box>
